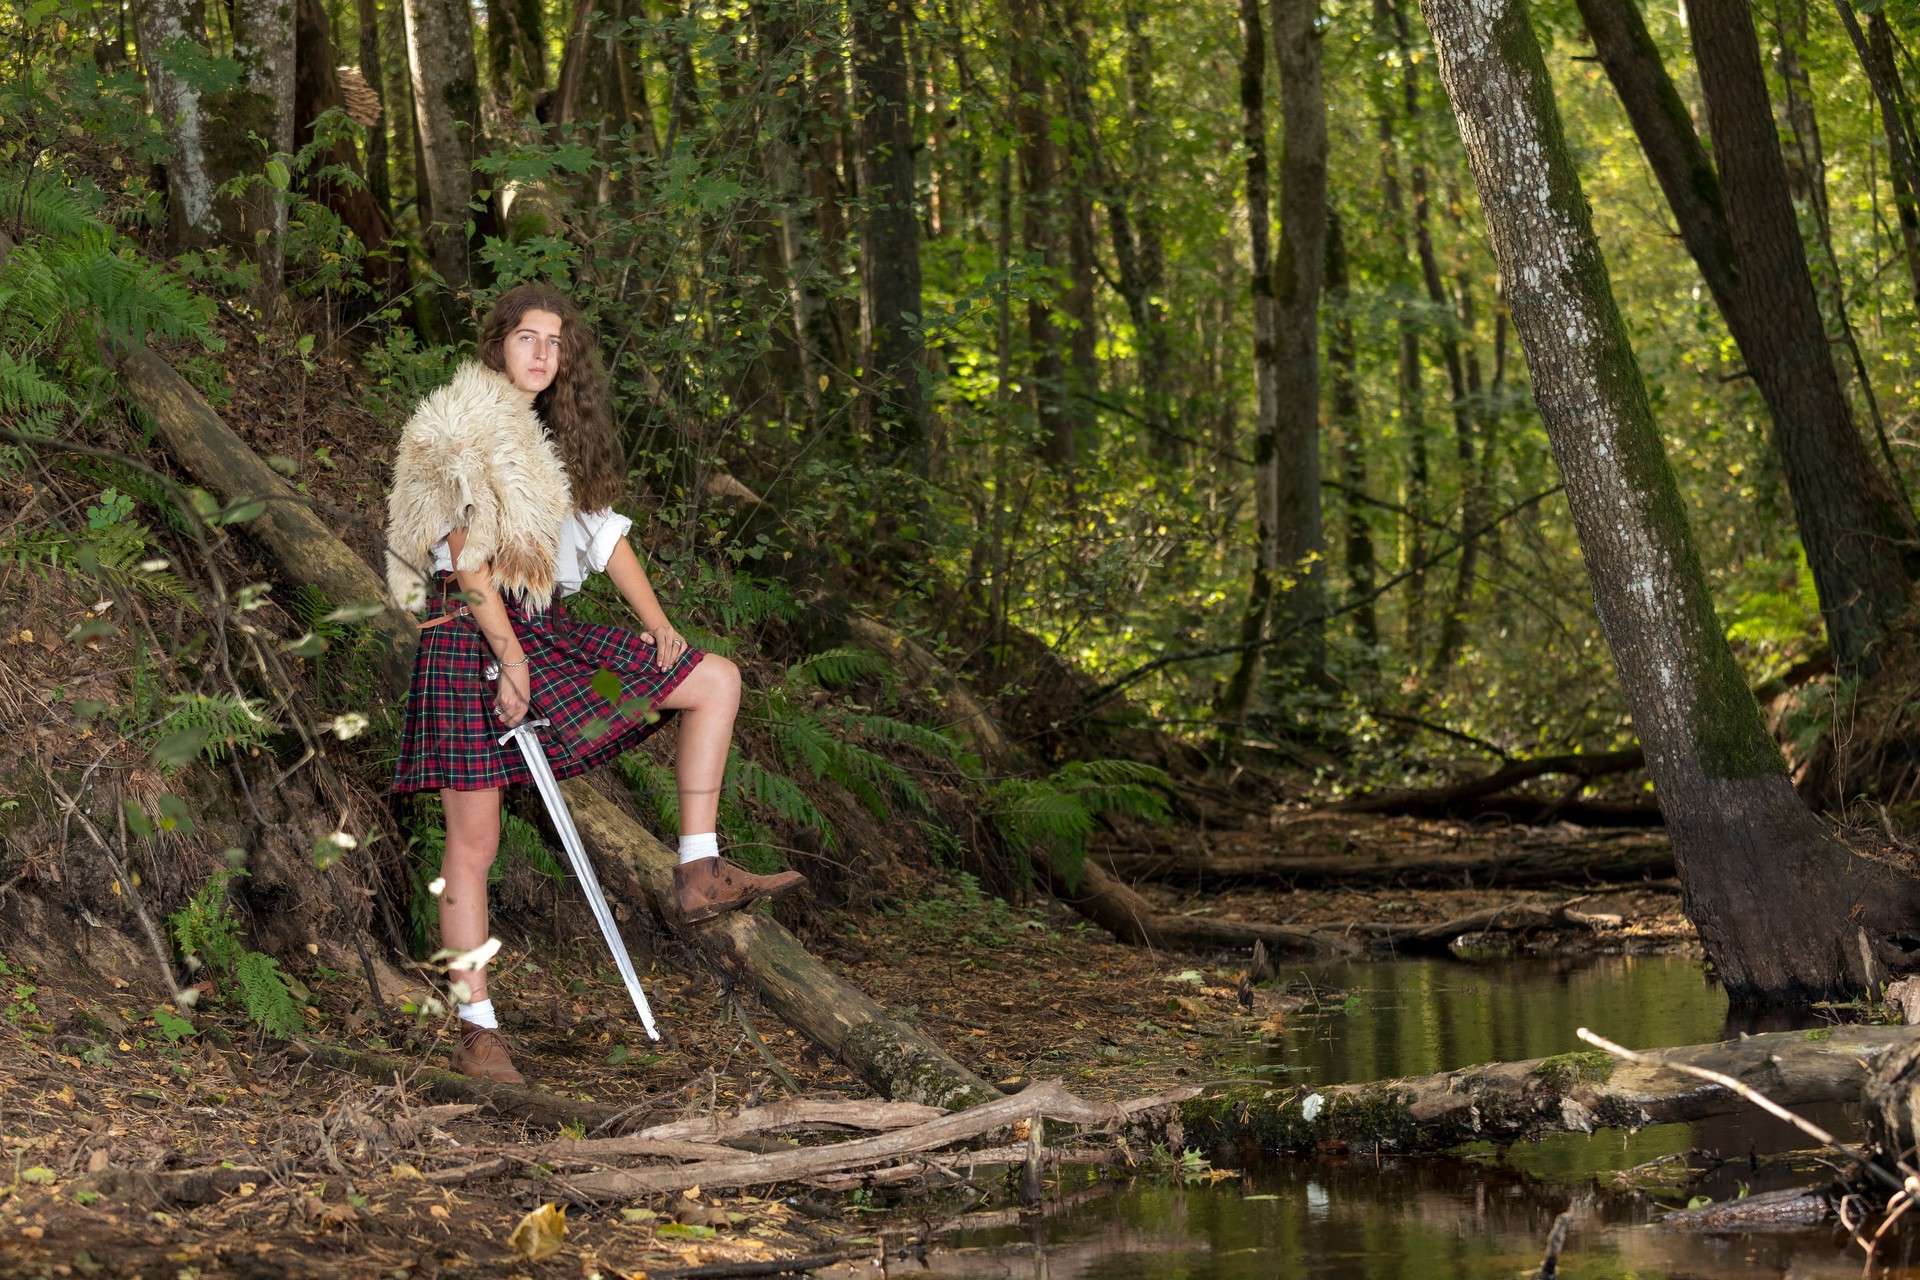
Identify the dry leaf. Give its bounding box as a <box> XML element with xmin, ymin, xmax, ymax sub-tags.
<box><xmin>509</xmin><ymin>1202</ymin><xmax>568</xmax><ymax>1261</ymax></box>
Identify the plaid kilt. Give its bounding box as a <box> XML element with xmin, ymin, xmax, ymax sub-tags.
<box><xmin>393</xmin><ymin>578</ymin><xmax>705</xmax><ymax>793</ymax></box>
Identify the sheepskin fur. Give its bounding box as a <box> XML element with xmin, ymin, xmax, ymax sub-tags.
<box><xmin>385</xmin><ymin>361</ymin><xmax>572</xmax><ymax>613</ymax></box>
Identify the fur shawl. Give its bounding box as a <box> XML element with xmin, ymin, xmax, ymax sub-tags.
<box><xmin>385</xmin><ymin>361</ymin><xmax>571</xmax><ymax>613</ymax></box>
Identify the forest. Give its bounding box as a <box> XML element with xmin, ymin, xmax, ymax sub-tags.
<box><xmin>13</xmin><ymin>0</ymin><xmax>1920</xmax><ymax>1271</ymax></box>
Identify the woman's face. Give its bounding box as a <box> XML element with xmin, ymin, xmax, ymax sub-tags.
<box><xmin>502</xmin><ymin>308</ymin><xmax>563</xmax><ymax>397</ymax></box>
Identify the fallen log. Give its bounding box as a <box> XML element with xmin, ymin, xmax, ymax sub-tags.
<box><xmin>563</xmin><ymin>780</ymin><xmax>997</xmax><ymax>1111</ymax></box>
<box><xmin>1335</xmin><ymin>748</ymin><xmax>1648</xmax><ymax>820</ymax></box>
<box><xmin>1354</xmin><ymin>898</ymin><xmax>1623</xmax><ymax>954</ymax></box>
<box><xmin>1170</xmin><ymin>1023</ymin><xmax>1920</xmax><ymax>1157</ymax></box>
<box><xmin>112</xmin><ymin>343</ymin><xmax>417</xmax><ymax>695</ymax></box>
<box><xmin>557</xmin><ymin>1078</ymin><xmax>1193</xmax><ymax>1202</ymax></box>
<box><xmin>127</xmin><ymin>346</ymin><xmax>1000</xmax><ymax>1113</ymax></box>
<box><xmin>531</xmin><ymin>1099</ymin><xmax>950</xmax><ymax>1164</ymax></box>
<box><xmin>1100</xmin><ymin>829</ymin><xmax>1676</xmax><ymax>890</ymax></box>
<box><xmin>1048</xmin><ymin>859</ymin><xmax>1356</xmax><ymax>960</ymax></box>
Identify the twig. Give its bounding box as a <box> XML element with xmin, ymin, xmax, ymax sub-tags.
<box><xmin>1576</xmin><ymin>1027</ymin><xmax>1904</xmax><ymax>1194</ymax></box>
<box><xmin>729</xmin><ymin>994</ymin><xmax>802</xmax><ymax>1095</ymax></box>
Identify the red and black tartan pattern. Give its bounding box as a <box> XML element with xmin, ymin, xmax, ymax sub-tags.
<box><xmin>392</xmin><ymin>581</ymin><xmax>704</xmax><ymax>793</ymax></box>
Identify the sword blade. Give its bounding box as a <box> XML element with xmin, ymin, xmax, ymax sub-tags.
<box><xmin>501</xmin><ymin>722</ymin><xmax>661</xmax><ymax>1041</ymax></box>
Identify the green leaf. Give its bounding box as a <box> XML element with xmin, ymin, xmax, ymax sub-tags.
<box><xmin>122</xmin><ymin>799</ymin><xmax>153</xmax><ymax>841</ymax></box>
<box><xmin>155</xmin><ymin>793</ymin><xmax>194</xmax><ymax>836</ymax></box>
<box><xmin>19</xmin><ymin>1166</ymin><xmax>56</xmax><ymax>1185</ymax></box>
<box><xmin>150</xmin><ymin>723</ymin><xmax>213</xmax><ymax>771</ymax></box>
<box><xmin>591</xmin><ymin>667</ymin><xmax>623</xmax><ymax>705</ymax></box>
<box><xmin>152</xmin><ymin>1005</ymin><xmax>195</xmax><ymax>1042</ymax></box>
<box><xmin>656</xmin><ymin>1223</ymin><xmax>716</xmax><ymax>1241</ymax></box>
<box><xmin>265</xmin><ymin>159</ymin><xmax>291</xmax><ymax>191</ymax></box>
<box><xmin>318</xmin><ymin>600</ymin><xmax>386</xmax><ymax>624</ymax></box>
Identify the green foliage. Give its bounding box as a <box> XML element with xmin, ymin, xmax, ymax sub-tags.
<box><xmin>986</xmin><ymin>760</ymin><xmax>1172</xmax><ymax>890</ymax></box>
<box><xmin>168</xmin><ymin>871</ymin><xmax>306</xmax><ymax>1039</ymax></box>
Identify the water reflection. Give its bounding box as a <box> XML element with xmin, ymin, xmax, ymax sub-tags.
<box><xmin>918</xmin><ymin>956</ymin><xmax>1873</xmax><ymax>1280</ymax></box>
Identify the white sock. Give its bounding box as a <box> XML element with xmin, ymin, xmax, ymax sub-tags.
<box><xmin>457</xmin><ymin>998</ymin><xmax>499</xmax><ymax>1030</ymax></box>
<box><xmin>678</xmin><ymin>833</ymin><xmax>719</xmax><ymax>866</ymax></box>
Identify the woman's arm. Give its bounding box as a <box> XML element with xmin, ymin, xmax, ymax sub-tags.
<box><xmin>604</xmin><ymin>538</ymin><xmax>689</xmax><ymax>672</ymax></box>
<box><xmin>448</xmin><ymin>526</ymin><xmax>532</xmax><ymax>726</ymax></box>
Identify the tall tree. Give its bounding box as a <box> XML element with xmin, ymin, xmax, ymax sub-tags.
<box><xmin>1577</xmin><ymin>0</ymin><xmax>1920</xmax><ymax>678</ymax></box>
<box><xmin>852</xmin><ymin>0</ymin><xmax>929</xmax><ymax>478</ymax></box>
<box><xmin>230</xmin><ymin>0</ymin><xmax>295</xmax><ymax>300</ymax></box>
<box><xmin>1833</xmin><ymin>0</ymin><xmax>1920</xmax><ymax>312</ymax></box>
<box><xmin>294</xmin><ymin>0</ymin><xmax>402</xmax><ymax>305</ymax></box>
<box><xmin>1325</xmin><ymin>209</ymin><xmax>1379</xmax><ymax>652</ymax></box>
<box><xmin>1267</xmin><ymin>0</ymin><xmax>1329</xmax><ymax>680</ymax></box>
<box><xmin>1421</xmin><ymin>0</ymin><xmax>1920</xmax><ymax>1003</ymax></box>
<box><xmin>354</xmin><ymin>0</ymin><xmax>394</xmax><ymax>216</ymax></box>
<box><xmin>1216</xmin><ymin>0</ymin><xmax>1283</xmax><ymax>733</ymax></box>
<box><xmin>1103</xmin><ymin>0</ymin><xmax>1174</xmax><ymax>463</ymax></box>
<box><xmin>135</xmin><ymin>0</ymin><xmax>221</xmax><ymax>250</ymax></box>
<box><xmin>487</xmin><ymin>0</ymin><xmax>547</xmax><ymax>114</ymax></box>
<box><xmin>402</xmin><ymin>0</ymin><xmax>488</xmax><ymax>312</ymax></box>
<box><xmin>1009</xmin><ymin>0</ymin><xmax>1070</xmax><ymax>463</ymax></box>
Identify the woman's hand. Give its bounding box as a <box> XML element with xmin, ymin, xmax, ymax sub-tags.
<box><xmin>642</xmin><ymin>624</ymin><xmax>689</xmax><ymax>673</ymax></box>
<box><xmin>495</xmin><ymin>662</ymin><xmax>532</xmax><ymax>727</ymax></box>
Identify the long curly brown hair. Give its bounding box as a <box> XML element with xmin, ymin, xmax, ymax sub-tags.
<box><xmin>476</xmin><ymin>284</ymin><xmax>625</xmax><ymax>512</ymax></box>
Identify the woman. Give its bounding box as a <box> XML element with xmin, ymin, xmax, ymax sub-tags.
<box><xmin>385</xmin><ymin>283</ymin><xmax>804</xmax><ymax>1084</ymax></box>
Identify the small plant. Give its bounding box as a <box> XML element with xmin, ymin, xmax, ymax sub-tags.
<box><xmin>985</xmin><ymin>759</ymin><xmax>1172</xmax><ymax>889</ymax></box>
<box><xmin>168</xmin><ymin>870</ymin><xmax>305</xmax><ymax>1038</ymax></box>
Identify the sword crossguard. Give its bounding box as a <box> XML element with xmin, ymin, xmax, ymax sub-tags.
<box><xmin>496</xmin><ymin>717</ymin><xmax>553</xmax><ymax>746</ymax></box>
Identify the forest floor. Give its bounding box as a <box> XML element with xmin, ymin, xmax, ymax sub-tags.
<box><xmin>0</xmin><ymin>826</ymin><xmax>1693</xmax><ymax>1280</ymax></box>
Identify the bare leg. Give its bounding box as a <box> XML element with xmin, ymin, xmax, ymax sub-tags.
<box><xmin>657</xmin><ymin>654</ymin><xmax>741</xmax><ymax>835</ymax></box>
<box><xmin>439</xmin><ymin>786</ymin><xmax>502</xmax><ymax>1005</ymax></box>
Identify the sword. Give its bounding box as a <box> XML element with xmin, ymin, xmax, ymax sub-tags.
<box><xmin>493</xmin><ymin>712</ymin><xmax>662</xmax><ymax>1041</ymax></box>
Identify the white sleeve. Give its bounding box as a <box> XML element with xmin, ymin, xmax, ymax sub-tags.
<box><xmin>575</xmin><ymin>508</ymin><xmax>634</xmax><ymax>575</ymax></box>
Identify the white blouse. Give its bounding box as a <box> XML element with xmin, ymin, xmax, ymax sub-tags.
<box><xmin>431</xmin><ymin>508</ymin><xmax>634</xmax><ymax>597</ymax></box>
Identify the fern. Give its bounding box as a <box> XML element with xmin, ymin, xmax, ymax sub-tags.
<box><xmin>0</xmin><ymin>524</ymin><xmax>192</xmax><ymax>600</ymax></box>
<box><xmin>785</xmin><ymin>646</ymin><xmax>889</xmax><ymax>690</ymax></box>
<box><xmin>0</xmin><ymin>234</ymin><xmax>215</xmax><ymax>351</ymax></box>
<box><xmin>148</xmin><ymin>692</ymin><xmax>273</xmax><ymax>768</ymax></box>
<box><xmin>232</xmin><ymin>950</ymin><xmax>306</xmax><ymax>1038</ymax></box>
<box><xmin>168</xmin><ymin>870</ymin><xmax>306</xmax><ymax>1039</ymax></box>
<box><xmin>0</xmin><ymin>178</ymin><xmax>98</xmax><ymax>239</ymax></box>
<box><xmin>726</xmin><ymin>750</ymin><xmax>835</xmax><ymax>846</ymax></box>
<box><xmin>501</xmin><ymin>812</ymin><xmax>567</xmax><ymax>886</ymax></box>
<box><xmin>985</xmin><ymin>759</ymin><xmax>1172</xmax><ymax>890</ymax></box>
<box><xmin>617</xmin><ymin>752</ymin><xmax>681</xmax><ymax>833</ymax></box>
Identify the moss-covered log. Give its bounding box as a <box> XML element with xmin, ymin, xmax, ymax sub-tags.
<box><xmin>562</xmin><ymin>781</ymin><xmax>999</xmax><ymax>1111</ymax></box>
<box><xmin>113</xmin><ymin>343</ymin><xmax>418</xmax><ymax>697</ymax></box>
<box><xmin>1172</xmin><ymin>1023</ymin><xmax>1920</xmax><ymax>1158</ymax></box>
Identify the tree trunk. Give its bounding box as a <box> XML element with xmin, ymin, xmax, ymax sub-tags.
<box><xmin>1058</xmin><ymin>0</ymin><xmax>1101</xmax><ymax>446</ymax></box>
<box><xmin>1578</xmin><ymin>0</ymin><xmax>1920</xmax><ymax>679</ymax></box>
<box><xmin>1009</xmin><ymin>0</ymin><xmax>1070</xmax><ymax>464</ymax></box>
<box><xmin>294</xmin><ymin>0</ymin><xmax>404</xmax><ymax>308</ymax></box>
<box><xmin>1107</xmin><ymin>0</ymin><xmax>1174</xmax><ymax>464</ymax></box>
<box><xmin>230</xmin><ymin>0</ymin><xmax>296</xmax><ymax>302</ymax></box>
<box><xmin>1834</xmin><ymin>0</ymin><xmax>1920</xmax><ymax>312</ymax></box>
<box><xmin>403</xmin><ymin>0</ymin><xmax>487</xmax><ymax>311</ymax></box>
<box><xmin>1217</xmin><ymin>0</ymin><xmax>1283</xmax><ymax>737</ymax></box>
<box><xmin>135</xmin><ymin>0</ymin><xmax>222</xmax><ymax>250</ymax></box>
<box><xmin>852</xmin><ymin>0</ymin><xmax>929</xmax><ymax>479</ymax></box>
<box><xmin>1325</xmin><ymin>209</ymin><xmax>1379</xmax><ymax>651</ymax></box>
<box><xmin>354</xmin><ymin>0</ymin><xmax>394</xmax><ymax>217</ymax></box>
<box><xmin>1265</xmin><ymin>0</ymin><xmax>1328</xmax><ymax>683</ymax></box>
<box><xmin>486</xmin><ymin>0</ymin><xmax>547</xmax><ymax>115</ymax></box>
<box><xmin>1419</xmin><ymin>0</ymin><xmax>1920</xmax><ymax>1003</ymax></box>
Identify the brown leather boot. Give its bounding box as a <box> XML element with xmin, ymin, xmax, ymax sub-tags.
<box><xmin>450</xmin><ymin>1022</ymin><xmax>526</xmax><ymax>1085</ymax></box>
<box><xmin>674</xmin><ymin>855</ymin><xmax>807</xmax><ymax>923</ymax></box>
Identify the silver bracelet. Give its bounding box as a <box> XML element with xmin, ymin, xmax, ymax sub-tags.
<box><xmin>497</xmin><ymin>656</ymin><xmax>529</xmax><ymax>669</ymax></box>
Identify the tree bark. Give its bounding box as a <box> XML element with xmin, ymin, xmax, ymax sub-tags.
<box><xmin>403</xmin><ymin>0</ymin><xmax>488</xmax><ymax>311</ymax></box>
<box><xmin>294</xmin><ymin>0</ymin><xmax>405</xmax><ymax>307</ymax></box>
<box><xmin>1577</xmin><ymin>0</ymin><xmax>1920</xmax><ymax>679</ymax></box>
<box><xmin>1107</xmin><ymin>0</ymin><xmax>1174</xmax><ymax>463</ymax></box>
<box><xmin>354</xmin><ymin>0</ymin><xmax>394</xmax><ymax>217</ymax></box>
<box><xmin>1057</xmin><ymin>0</ymin><xmax>1101</xmax><ymax>445</ymax></box>
<box><xmin>1179</xmin><ymin>1023</ymin><xmax>1920</xmax><ymax>1156</ymax></box>
<box><xmin>1009</xmin><ymin>0</ymin><xmax>1070</xmax><ymax>464</ymax></box>
<box><xmin>1834</xmin><ymin>0</ymin><xmax>1920</xmax><ymax>312</ymax></box>
<box><xmin>1419</xmin><ymin>0</ymin><xmax>1920</xmax><ymax>1003</ymax></box>
<box><xmin>1267</xmin><ymin>0</ymin><xmax>1329</xmax><ymax>682</ymax></box>
<box><xmin>229</xmin><ymin>0</ymin><xmax>296</xmax><ymax>302</ymax></box>
<box><xmin>486</xmin><ymin>0</ymin><xmax>547</xmax><ymax>115</ymax></box>
<box><xmin>1216</xmin><ymin>0</ymin><xmax>1282</xmax><ymax>735</ymax></box>
<box><xmin>852</xmin><ymin>0</ymin><xmax>930</xmax><ymax>479</ymax></box>
<box><xmin>135</xmin><ymin>0</ymin><xmax>222</xmax><ymax>250</ymax></box>
<box><xmin>1325</xmin><ymin>209</ymin><xmax>1379</xmax><ymax>651</ymax></box>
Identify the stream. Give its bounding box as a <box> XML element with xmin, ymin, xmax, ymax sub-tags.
<box><xmin>917</xmin><ymin>955</ymin><xmax>1882</xmax><ymax>1278</ymax></box>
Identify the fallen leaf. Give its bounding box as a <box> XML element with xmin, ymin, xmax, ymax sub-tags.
<box><xmin>509</xmin><ymin>1202</ymin><xmax>567</xmax><ymax>1261</ymax></box>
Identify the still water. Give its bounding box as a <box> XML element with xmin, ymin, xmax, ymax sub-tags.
<box><xmin>919</xmin><ymin>955</ymin><xmax>1877</xmax><ymax>1279</ymax></box>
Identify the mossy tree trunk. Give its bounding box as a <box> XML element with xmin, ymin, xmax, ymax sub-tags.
<box><xmin>134</xmin><ymin>0</ymin><xmax>222</xmax><ymax>250</ymax></box>
<box><xmin>1325</xmin><ymin>210</ymin><xmax>1379</xmax><ymax>653</ymax></box>
<box><xmin>1575</xmin><ymin>0</ymin><xmax>1919</xmax><ymax>680</ymax></box>
<box><xmin>1418</xmin><ymin>0</ymin><xmax>1920</xmax><ymax>1003</ymax></box>
<box><xmin>227</xmin><ymin>0</ymin><xmax>294</xmax><ymax>302</ymax></box>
